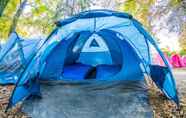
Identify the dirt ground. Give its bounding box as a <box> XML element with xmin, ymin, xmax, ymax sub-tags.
<box><xmin>148</xmin><ymin>86</ymin><xmax>186</xmax><ymax>118</ymax></box>
<box><xmin>0</xmin><ymin>69</ymin><xmax>186</xmax><ymax>118</ymax></box>
<box><xmin>0</xmin><ymin>85</ymin><xmax>27</xmax><ymax>118</ymax></box>
<box><xmin>148</xmin><ymin>68</ymin><xmax>186</xmax><ymax>118</ymax></box>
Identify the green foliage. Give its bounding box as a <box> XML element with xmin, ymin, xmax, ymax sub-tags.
<box><xmin>0</xmin><ymin>0</ymin><xmax>56</xmax><ymax>40</ymax></box>
<box><xmin>0</xmin><ymin>0</ymin><xmax>10</xmax><ymax>16</ymax></box>
<box><xmin>3</xmin><ymin>0</ymin><xmax>19</xmax><ymax>17</ymax></box>
<box><xmin>120</xmin><ymin>0</ymin><xmax>137</xmax><ymax>15</ymax></box>
<box><xmin>119</xmin><ymin>0</ymin><xmax>155</xmax><ymax>29</ymax></box>
<box><xmin>180</xmin><ymin>49</ymin><xmax>186</xmax><ymax>56</ymax></box>
<box><xmin>179</xmin><ymin>24</ymin><xmax>186</xmax><ymax>54</ymax></box>
<box><xmin>31</xmin><ymin>0</ymin><xmax>49</xmax><ymax>17</ymax></box>
<box><xmin>0</xmin><ymin>0</ymin><xmax>184</xmax><ymax>52</ymax></box>
<box><xmin>0</xmin><ymin>17</ymin><xmax>11</xmax><ymax>39</ymax></box>
<box><xmin>0</xmin><ymin>0</ymin><xmax>20</xmax><ymax>40</ymax></box>
<box><xmin>162</xmin><ymin>48</ymin><xmax>174</xmax><ymax>57</ymax></box>
<box><xmin>170</xmin><ymin>0</ymin><xmax>183</xmax><ymax>7</ymax></box>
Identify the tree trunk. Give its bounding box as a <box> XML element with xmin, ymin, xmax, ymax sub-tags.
<box><xmin>8</xmin><ymin>0</ymin><xmax>27</xmax><ymax>35</ymax></box>
<box><xmin>0</xmin><ymin>0</ymin><xmax>10</xmax><ymax>16</ymax></box>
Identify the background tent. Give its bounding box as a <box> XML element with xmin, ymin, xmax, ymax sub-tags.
<box><xmin>181</xmin><ymin>56</ymin><xmax>186</xmax><ymax>67</ymax></box>
<box><xmin>0</xmin><ymin>10</ymin><xmax>179</xmax><ymax>109</ymax></box>
<box><xmin>0</xmin><ymin>32</ymin><xmax>42</xmax><ymax>84</ymax></box>
<box><xmin>171</xmin><ymin>54</ymin><xmax>183</xmax><ymax>68</ymax></box>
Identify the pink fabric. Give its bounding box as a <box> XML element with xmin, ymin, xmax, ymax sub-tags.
<box><xmin>153</xmin><ymin>54</ymin><xmax>165</xmax><ymax>66</ymax></box>
<box><xmin>171</xmin><ymin>54</ymin><xmax>183</xmax><ymax>68</ymax></box>
<box><xmin>152</xmin><ymin>53</ymin><xmax>186</xmax><ymax>68</ymax></box>
<box><xmin>181</xmin><ymin>56</ymin><xmax>186</xmax><ymax>67</ymax></box>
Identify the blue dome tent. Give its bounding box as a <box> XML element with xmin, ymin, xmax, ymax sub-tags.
<box><xmin>0</xmin><ymin>10</ymin><xmax>179</xmax><ymax>109</ymax></box>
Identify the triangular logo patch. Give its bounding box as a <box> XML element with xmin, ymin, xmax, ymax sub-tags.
<box><xmin>90</xmin><ymin>39</ymin><xmax>99</xmax><ymax>47</ymax></box>
<box><xmin>81</xmin><ymin>34</ymin><xmax>109</xmax><ymax>52</ymax></box>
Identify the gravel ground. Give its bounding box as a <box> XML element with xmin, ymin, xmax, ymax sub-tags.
<box><xmin>0</xmin><ymin>69</ymin><xmax>186</xmax><ymax>118</ymax></box>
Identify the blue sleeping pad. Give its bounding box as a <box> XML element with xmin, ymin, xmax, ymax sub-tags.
<box><xmin>96</xmin><ymin>65</ymin><xmax>120</xmax><ymax>79</ymax></box>
<box><xmin>62</xmin><ymin>63</ymin><xmax>94</xmax><ymax>80</ymax></box>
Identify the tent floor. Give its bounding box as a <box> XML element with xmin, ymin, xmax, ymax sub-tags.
<box><xmin>22</xmin><ymin>80</ymin><xmax>153</xmax><ymax>118</ymax></box>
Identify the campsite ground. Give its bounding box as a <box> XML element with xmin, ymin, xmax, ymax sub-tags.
<box><xmin>0</xmin><ymin>69</ymin><xmax>186</xmax><ymax>118</ymax></box>
<box><xmin>149</xmin><ymin>68</ymin><xmax>186</xmax><ymax>118</ymax></box>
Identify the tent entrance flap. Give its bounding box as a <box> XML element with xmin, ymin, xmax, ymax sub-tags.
<box><xmin>149</xmin><ymin>65</ymin><xmax>179</xmax><ymax>105</ymax></box>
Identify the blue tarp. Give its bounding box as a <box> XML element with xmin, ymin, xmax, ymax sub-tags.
<box><xmin>22</xmin><ymin>80</ymin><xmax>153</xmax><ymax>118</ymax></box>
